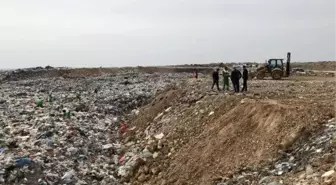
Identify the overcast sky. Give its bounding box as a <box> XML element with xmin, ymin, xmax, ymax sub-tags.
<box><xmin>0</xmin><ymin>0</ymin><xmax>335</xmax><ymax>68</ymax></box>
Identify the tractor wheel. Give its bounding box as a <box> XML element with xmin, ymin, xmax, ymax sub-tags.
<box><xmin>256</xmin><ymin>71</ymin><xmax>265</xmax><ymax>80</ymax></box>
<box><xmin>272</xmin><ymin>70</ymin><xmax>283</xmax><ymax>80</ymax></box>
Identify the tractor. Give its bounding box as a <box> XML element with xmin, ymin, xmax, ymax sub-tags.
<box><xmin>255</xmin><ymin>52</ymin><xmax>291</xmax><ymax>80</ymax></box>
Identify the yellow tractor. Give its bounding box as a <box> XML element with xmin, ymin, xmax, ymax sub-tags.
<box><xmin>256</xmin><ymin>52</ymin><xmax>291</xmax><ymax>80</ymax></box>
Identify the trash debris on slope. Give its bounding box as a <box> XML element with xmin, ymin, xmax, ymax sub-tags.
<box><xmin>0</xmin><ymin>72</ymin><xmax>188</xmax><ymax>185</ymax></box>
<box><xmin>215</xmin><ymin>119</ymin><xmax>336</xmax><ymax>185</ymax></box>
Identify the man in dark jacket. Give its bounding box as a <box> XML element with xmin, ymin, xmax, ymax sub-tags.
<box><xmin>231</xmin><ymin>67</ymin><xmax>242</xmax><ymax>92</ymax></box>
<box><xmin>241</xmin><ymin>65</ymin><xmax>248</xmax><ymax>92</ymax></box>
<box><xmin>211</xmin><ymin>68</ymin><xmax>220</xmax><ymax>91</ymax></box>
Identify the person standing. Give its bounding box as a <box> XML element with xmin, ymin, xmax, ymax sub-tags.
<box><xmin>222</xmin><ymin>67</ymin><xmax>230</xmax><ymax>91</ymax></box>
<box><xmin>231</xmin><ymin>67</ymin><xmax>242</xmax><ymax>92</ymax></box>
<box><xmin>211</xmin><ymin>68</ymin><xmax>220</xmax><ymax>91</ymax></box>
<box><xmin>193</xmin><ymin>69</ymin><xmax>198</xmax><ymax>79</ymax></box>
<box><xmin>242</xmin><ymin>65</ymin><xmax>248</xmax><ymax>92</ymax></box>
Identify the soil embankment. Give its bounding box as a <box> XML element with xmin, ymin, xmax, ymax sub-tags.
<box><xmin>121</xmin><ymin>76</ymin><xmax>335</xmax><ymax>185</ymax></box>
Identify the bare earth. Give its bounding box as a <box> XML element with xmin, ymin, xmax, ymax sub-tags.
<box><xmin>124</xmin><ymin>75</ymin><xmax>335</xmax><ymax>185</ymax></box>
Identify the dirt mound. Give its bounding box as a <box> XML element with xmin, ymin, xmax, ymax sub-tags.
<box><xmin>2</xmin><ymin>68</ymin><xmax>122</xmax><ymax>81</ymax></box>
<box><xmin>292</xmin><ymin>61</ymin><xmax>336</xmax><ymax>71</ymax></box>
<box><xmin>129</xmin><ymin>87</ymin><xmax>183</xmax><ymax>131</ymax></box>
<box><xmin>122</xmin><ymin>77</ymin><xmax>334</xmax><ymax>185</ymax></box>
<box><xmin>165</xmin><ymin>100</ymin><xmax>312</xmax><ymax>185</ymax></box>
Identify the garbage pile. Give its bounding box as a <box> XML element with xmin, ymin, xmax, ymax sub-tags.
<box><xmin>0</xmin><ymin>72</ymin><xmax>188</xmax><ymax>185</ymax></box>
<box><xmin>0</xmin><ymin>67</ymin><xmax>57</xmax><ymax>81</ymax></box>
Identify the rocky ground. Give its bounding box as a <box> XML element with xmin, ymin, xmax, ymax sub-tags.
<box><xmin>0</xmin><ymin>67</ymin><xmax>335</xmax><ymax>185</ymax></box>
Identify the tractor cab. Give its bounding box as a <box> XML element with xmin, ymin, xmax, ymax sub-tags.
<box><xmin>266</xmin><ymin>59</ymin><xmax>284</xmax><ymax>72</ymax></box>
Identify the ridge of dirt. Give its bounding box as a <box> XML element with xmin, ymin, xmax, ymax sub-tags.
<box><xmin>165</xmin><ymin>100</ymin><xmax>316</xmax><ymax>185</ymax></box>
<box><xmin>292</xmin><ymin>61</ymin><xmax>336</xmax><ymax>71</ymax></box>
<box><xmin>120</xmin><ymin>76</ymin><xmax>335</xmax><ymax>185</ymax></box>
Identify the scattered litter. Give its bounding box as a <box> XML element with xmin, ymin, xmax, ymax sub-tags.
<box><xmin>321</xmin><ymin>170</ymin><xmax>335</xmax><ymax>178</ymax></box>
<box><xmin>0</xmin><ymin>71</ymin><xmax>187</xmax><ymax>184</ymax></box>
<box><xmin>15</xmin><ymin>157</ymin><xmax>33</xmax><ymax>168</ymax></box>
<box><xmin>102</xmin><ymin>144</ymin><xmax>113</xmax><ymax>149</ymax></box>
<box><xmin>154</xmin><ymin>133</ymin><xmax>164</xmax><ymax>140</ymax></box>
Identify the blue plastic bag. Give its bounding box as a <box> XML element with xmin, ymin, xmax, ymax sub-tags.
<box><xmin>15</xmin><ymin>158</ymin><xmax>32</xmax><ymax>167</ymax></box>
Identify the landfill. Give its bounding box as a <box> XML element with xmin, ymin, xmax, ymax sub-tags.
<box><xmin>0</xmin><ymin>64</ymin><xmax>335</xmax><ymax>185</ymax></box>
<box><xmin>0</xmin><ymin>71</ymin><xmax>188</xmax><ymax>185</ymax></box>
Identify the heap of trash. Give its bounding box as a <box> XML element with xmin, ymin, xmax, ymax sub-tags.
<box><xmin>0</xmin><ymin>72</ymin><xmax>188</xmax><ymax>185</ymax></box>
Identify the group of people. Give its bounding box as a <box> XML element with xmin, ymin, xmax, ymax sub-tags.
<box><xmin>211</xmin><ymin>66</ymin><xmax>248</xmax><ymax>92</ymax></box>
